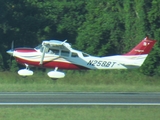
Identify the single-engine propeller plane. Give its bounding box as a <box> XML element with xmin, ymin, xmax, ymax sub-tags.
<box><xmin>7</xmin><ymin>37</ymin><xmax>156</xmax><ymax>79</ymax></box>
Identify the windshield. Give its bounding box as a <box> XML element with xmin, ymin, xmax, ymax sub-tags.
<box><xmin>35</xmin><ymin>44</ymin><xmax>46</xmax><ymax>52</ymax></box>
<box><xmin>35</xmin><ymin>44</ymin><xmax>42</xmax><ymax>50</ymax></box>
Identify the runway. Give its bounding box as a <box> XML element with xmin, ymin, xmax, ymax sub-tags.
<box><xmin>0</xmin><ymin>92</ymin><xmax>160</xmax><ymax>105</ymax></box>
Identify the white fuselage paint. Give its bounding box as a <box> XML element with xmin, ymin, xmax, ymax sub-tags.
<box><xmin>13</xmin><ymin>47</ymin><xmax>148</xmax><ymax>70</ymax></box>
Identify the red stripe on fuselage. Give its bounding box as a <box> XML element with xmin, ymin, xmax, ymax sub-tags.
<box><xmin>15</xmin><ymin>48</ymin><xmax>37</xmax><ymax>53</ymax></box>
<box><xmin>15</xmin><ymin>57</ymin><xmax>88</xmax><ymax>70</ymax></box>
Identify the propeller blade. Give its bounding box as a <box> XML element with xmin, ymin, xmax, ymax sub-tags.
<box><xmin>11</xmin><ymin>41</ymin><xmax>14</xmax><ymax>50</ymax></box>
<box><xmin>40</xmin><ymin>45</ymin><xmax>46</xmax><ymax>65</ymax></box>
<box><xmin>8</xmin><ymin>41</ymin><xmax>15</xmax><ymax>66</ymax></box>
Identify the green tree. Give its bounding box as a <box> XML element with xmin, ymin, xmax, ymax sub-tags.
<box><xmin>141</xmin><ymin>0</ymin><xmax>160</xmax><ymax>76</ymax></box>
<box><xmin>122</xmin><ymin>0</ymin><xmax>147</xmax><ymax>53</ymax></box>
<box><xmin>0</xmin><ymin>0</ymin><xmax>159</xmax><ymax>77</ymax></box>
<box><xmin>76</xmin><ymin>0</ymin><xmax>124</xmax><ymax>56</ymax></box>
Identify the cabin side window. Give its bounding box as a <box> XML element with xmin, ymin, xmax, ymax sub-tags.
<box><xmin>48</xmin><ymin>49</ymin><xmax>60</xmax><ymax>55</ymax></box>
<box><xmin>61</xmin><ymin>50</ymin><xmax>70</xmax><ymax>57</ymax></box>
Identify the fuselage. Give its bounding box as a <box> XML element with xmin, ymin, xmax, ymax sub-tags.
<box><xmin>6</xmin><ymin>37</ymin><xmax>156</xmax><ymax>78</ymax></box>
<box><xmin>11</xmin><ymin>47</ymin><xmax>145</xmax><ymax>70</ymax></box>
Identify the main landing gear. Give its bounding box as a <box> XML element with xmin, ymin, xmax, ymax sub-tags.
<box><xmin>18</xmin><ymin>65</ymin><xmax>65</xmax><ymax>79</ymax></box>
<box><xmin>18</xmin><ymin>64</ymin><xmax>33</xmax><ymax>77</ymax></box>
<box><xmin>47</xmin><ymin>67</ymin><xmax>65</xmax><ymax>79</ymax></box>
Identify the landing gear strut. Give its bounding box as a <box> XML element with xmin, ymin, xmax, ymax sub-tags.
<box><xmin>17</xmin><ymin>64</ymin><xmax>33</xmax><ymax>77</ymax></box>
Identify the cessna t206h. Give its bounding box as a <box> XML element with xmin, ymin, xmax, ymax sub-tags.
<box><xmin>7</xmin><ymin>37</ymin><xmax>156</xmax><ymax>79</ymax></box>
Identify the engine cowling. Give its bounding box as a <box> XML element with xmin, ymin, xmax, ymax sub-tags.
<box><xmin>18</xmin><ymin>69</ymin><xmax>34</xmax><ymax>76</ymax></box>
<box><xmin>47</xmin><ymin>71</ymin><xmax>65</xmax><ymax>79</ymax></box>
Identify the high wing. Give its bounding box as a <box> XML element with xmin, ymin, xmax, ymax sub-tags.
<box><xmin>42</xmin><ymin>40</ymin><xmax>71</xmax><ymax>51</ymax></box>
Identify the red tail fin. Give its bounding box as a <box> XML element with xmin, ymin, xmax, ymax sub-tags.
<box><xmin>124</xmin><ymin>37</ymin><xmax>156</xmax><ymax>55</ymax></box>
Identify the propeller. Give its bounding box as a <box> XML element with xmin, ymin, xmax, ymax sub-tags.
<box><xmin>6</xmin><ymin>41</ymin><xmax>15</xmax><ymax>67</ymax></box>
<box><xmin>7</xmin><ymin>41</ymin><xmax>14</xmax><ymax>56</ymax></box>
<box><xmin>11</xmin><ymin>41</ymin><xmax>14</xmax><ymax>51</ymax></box>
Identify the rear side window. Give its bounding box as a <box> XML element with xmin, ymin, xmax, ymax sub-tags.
<box><xmin>71</xmin><ymin>52</ymin><xmax>79</xmax><ymax>57</ymax></box>
<box><xmin>82</xmin><ymin>53</ymin><xmax>89</xmax><ymax>57</ymax></box>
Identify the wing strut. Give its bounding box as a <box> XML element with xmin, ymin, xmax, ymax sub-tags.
<box><xmin>40</xmin><ymin>45</ymin><xmax>46</xmax><ymax>65</ymax></box>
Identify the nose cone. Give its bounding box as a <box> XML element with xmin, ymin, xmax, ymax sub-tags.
<box><xmin>7</xmin><ymin>49</ymin><xmax>14</xmax><ymax>56</ymax></box>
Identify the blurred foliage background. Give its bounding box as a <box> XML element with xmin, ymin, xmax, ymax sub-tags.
<box><xmin>0</xmin><ymin>0</ymin><xmax>160</xmax><ymax>76</ymax></box>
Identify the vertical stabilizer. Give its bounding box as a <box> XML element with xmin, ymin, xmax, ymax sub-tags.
<box><xmin>124</xmin><ymin>37</ymin><xmax>156</xmax><ymax>55</ymax></box>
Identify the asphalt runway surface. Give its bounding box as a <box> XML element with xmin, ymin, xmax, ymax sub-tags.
<box><xmin>0</xmin><ymin>92</ymin><xmax>160</xmax><ymax>105</ymax></box>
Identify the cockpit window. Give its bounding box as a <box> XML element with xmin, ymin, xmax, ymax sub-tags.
<box><xmin>40</xmin><ymin>46</ymin><xmax>49</xmax><ymax>53</ymax></box>
<box><xmin>35</xmin><ymin>44</ymin><xmax>42</xmax><ymax>50</ymax></box>
<box><xmin>35</xmin><ymin>44</ymin><xmax>46</xmax><ymax>52</ymax></box>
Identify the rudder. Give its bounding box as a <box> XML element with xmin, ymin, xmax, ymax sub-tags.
<box><xmin>124</xmin><ymin>37</ymin><xmax>156</xmax><ymax>55</ymax></box>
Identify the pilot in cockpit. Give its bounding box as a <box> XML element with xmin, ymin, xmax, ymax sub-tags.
<box><xmin>48</xmin><ymin>49</ymin><xmax>59</xmax><ymax>55</ymax></box>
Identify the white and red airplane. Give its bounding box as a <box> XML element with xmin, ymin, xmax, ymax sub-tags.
<box><xmin>7</xmin><ymin>37</ymin><xmax>156</xmax><ymax>79</ymax></box>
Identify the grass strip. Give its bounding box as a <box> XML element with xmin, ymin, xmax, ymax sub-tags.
<box><xmin>0</xmin><ymin>70</ymin><xmax>160</xmax><ymax>92</ymax></box>
<box><xmin>0</xmin><ymin>106</ymin><xmax>159</xmax><ymax>120</ymax></box>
